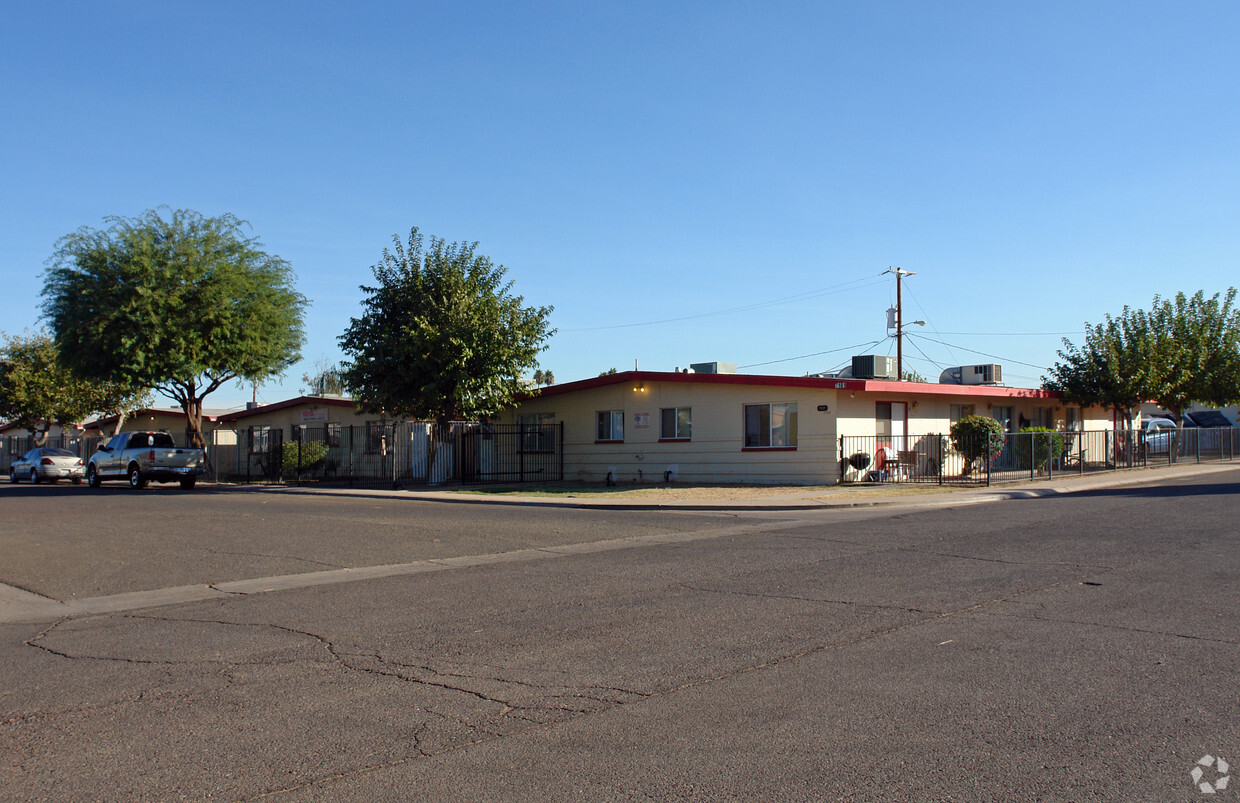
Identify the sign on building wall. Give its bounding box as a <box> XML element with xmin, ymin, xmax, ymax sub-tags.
<box><xmin>633</xmin><ymin>413</ymin><xmax>650</xmax><ymax>429</ymax></box>
<box><xmin>300</xmin><ymin>408</ymin><xmax>329</xmax><ymax>424</ymax></box>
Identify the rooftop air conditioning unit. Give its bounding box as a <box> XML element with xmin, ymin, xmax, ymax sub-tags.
<box><xmin>851</xmin><ymin>355</ymin><xmax>897</xmax><ymax>380</ymax></box>
<box><xmin>961</xmin><ymin>364</ymin><xmax>1002</xmax><ymax>385</ymax></box>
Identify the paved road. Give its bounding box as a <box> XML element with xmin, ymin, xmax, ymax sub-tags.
<box><xmin>2</xmin><ymin>469</ymin><xmax>1238</xmax><ymax>800</ymax></box>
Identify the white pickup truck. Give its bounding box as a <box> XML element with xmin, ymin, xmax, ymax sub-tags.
<box><xmin>87</xmin><ymin>431</ymin><xmax>205</xmax><ymax>490</ymax></box>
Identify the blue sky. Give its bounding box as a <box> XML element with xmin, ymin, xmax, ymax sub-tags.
<box><xmin>3</xmin><ymin>2</ymin><xmax>1238</xmax><ymax>409</ymax></box>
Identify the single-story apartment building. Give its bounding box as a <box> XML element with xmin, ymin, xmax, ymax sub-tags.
<box><xmin>213</xmin><ymin>396</ymin><xmax>373</xmax><ymax>447</ymax></box>
<box><xmin>83</xmin><ymin>408</ymin><xmax>225</xmax><ymax>442</ymax></box>
<box><xmin>500</xmin><ymin>369</ymin><xmax>1126</xmax><ymax>485</ymax></box>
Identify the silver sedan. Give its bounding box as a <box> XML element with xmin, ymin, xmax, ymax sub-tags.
<box><xmin>9</xmin><ymin>447</ymin><xmax>86</xmax><ymax>484</ymax></box>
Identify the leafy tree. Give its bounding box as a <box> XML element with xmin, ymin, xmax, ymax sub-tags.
<box><xmin>300</xmin><ymin>358</ymin><xmax>349</xmax><ymax>397</ymax></box>
<box><xmin>902</xmin><ymin>368</ymin><xmax>928</xmax><ymax>383</ymax></box>
<box><xmin>0</xmin><ymin>331</ymin><xmax>149</xmax><ymax>445</ymax></box>
<box><xmin>1044</xmin><ymin>289</ymin><xmax>1240</xmax><ymax>426</ymax></box>
<box><xmin>339</xmin><ymin>227</ymin><xmax>553</xmax><ymax>476</ymax></box>
<box><xmin>949</xmin><ymin>415</ymin><xmax>1005</xmax><ymax>476</ymax></box>
<box><xmin>1144</xmin><ymin>290</ymin><xmax>1240</xmax><ymax>419</ymax></box>
<box><xmin>43</xmin><ymin>209</ymin><xmax>308</xmax><ymax>447</ymax></box>
<box><xmin>598</xmin><ymin>368</ymin><xmax>618</xmax><ymax>377</ymax></box>
<box><xmin>1043</xmin><ymin>308</ymin><xmax>1152</xmax><ymax>430</ymax></box>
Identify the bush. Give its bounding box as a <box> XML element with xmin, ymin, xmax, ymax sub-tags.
<box><xmin>949</xmin><ymin>415</ymin><xmax>1006</xmax><ymax>475</ymax></box>
<box><xmin>282</xmin><ymin>439</ymin><xmax>331</xmax><ymax>476</ymax></box>
<box><xmin>1013</xmin><ymin>426</ymin><xmax>1065</xmax><ymax>471</ymax></box>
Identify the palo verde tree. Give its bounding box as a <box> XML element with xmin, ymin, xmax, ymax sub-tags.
<box><xmin>0</xmin><ymin>331</ymin><xmax>150</xmax><ymax>445</ymax></box>
<box><xmin>1044</xmin><ymin>289</ymin><xmax>1240</xmax><ymax>425</ymax></box>
<box><xmin>43</xmin><ymin>209</ymin><xmax>307</xmax><ymax>448</ymax></box>
<box><xmin>339</xmin><ymin>227</ymin><xmax>553</xmax><ymax>476</ymax></box>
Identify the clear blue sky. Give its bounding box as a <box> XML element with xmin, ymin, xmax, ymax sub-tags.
<box><xmin>3</xmin><ymin>2</ymin><xmax>1238</xmax><ymax>409</ymax></box>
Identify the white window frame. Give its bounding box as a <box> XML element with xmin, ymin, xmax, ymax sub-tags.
<box><xmin>660</xmin><ymin>407</ymin><xmax>692</xmax><ymax>440</ymax></box>
<box><xmin>596</xmin><ymin>410</ymin><xmax>624</xmax><ymax>442</ymax></box>
<box><xmin>743</xmin><ymin>402</ymin><xmax>797</xmax><ymax>449</ymax></box>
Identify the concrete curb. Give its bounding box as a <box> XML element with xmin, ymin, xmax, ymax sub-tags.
<box><xmin>250</xmin><ymin>460</ymin><xmax>1240</xmax><ymax>512</ymax></box>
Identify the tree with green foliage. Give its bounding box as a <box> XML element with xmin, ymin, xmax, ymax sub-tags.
<box><xmin>949</xmin><ymin>415</ymin><xmax>1006</xmax><ymax>476</ymax></box>
<box><xmin>0</xmin><ymin>331</ymin><xmax>150</xmax><ymax>445</ymax></box>
<box><xmin>300</xmin><ymin>358</ymin><xmax>349</xmax><ymax>397</ymax></box>
<box><xmin>1143</xmin><ymin>289</ymin><xmax>1240</xmax><ymax>419</ymax></box>
<box><xmin>43</xmin><ymin>209</ymin><xmax>308</xmax><ymax>447</ymax></box>
<box><xmin>1043</xmin><ymin>307</ymin><xmax>1152</xmax><ymax>430</ymax></box>
<box><xmin>1044</xmin><ymin>289</ymin><xmax>1240</xmax><ymax>426</ymax></box>
<box><xmin>339</xmin><ymin>227</ymin><xmax>554</xmax><ymax>477</ymax></box>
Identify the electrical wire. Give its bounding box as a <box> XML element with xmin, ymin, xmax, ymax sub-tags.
<box><xmin>739</xmin><ymin>339</ymin><xmax>884</xmax><ymax>370</ymax></box>
<box><xmin>906</xmin><ymin>332</ymin><xmax>1048</xmax><ymax>370</ymax></box>
<box><xmin>565</xmin><ymin>272</ymin><xmax>888</xmax><ymax>332</ymax></box>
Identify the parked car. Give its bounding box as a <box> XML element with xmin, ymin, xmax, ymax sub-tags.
<box><xmin>1142</xmin><ymin>418</ymin><xmax>1177</xmax><ymax>454</ymax></box>
<box><xmin>87</xmin><ymin>430</ymin><xmax>205</xmax><ymax>489</ymax></box>
<box><xmin>9</xmin><ymin>447</ymin><xmax>86</xmax><ymax>484</ymax></box>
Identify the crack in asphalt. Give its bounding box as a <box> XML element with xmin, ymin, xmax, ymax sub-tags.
<box><xmin>677</xmin><ymin>583</ymin><xmax>944</xmax><ymax>615</ymax></box>
<box><xmin>984</xmin><ymin>609</ymin><xmax>1240</xmax><ymax>645</ymax></box>
<box><xmin>191</xmin><ymin>547</ymin><xmax>347</xmax><ymax>570</ymax></box>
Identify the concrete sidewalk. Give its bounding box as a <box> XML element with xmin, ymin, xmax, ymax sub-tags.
<box><xmin>261</xmin><ymin>460</ymin><xmax>1240</xmax><ymax>511</ymax></box>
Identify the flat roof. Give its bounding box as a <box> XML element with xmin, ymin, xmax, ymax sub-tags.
<box><xmin>523</xmin><ymin>370</ymin><xmax>1060</xmax><ymax>401</ymax></box>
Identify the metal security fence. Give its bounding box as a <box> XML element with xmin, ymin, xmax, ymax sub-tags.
<box><xmin>840</xmin><ymin>427</ymin><xmax>1240</xmax><ymax>487</ymax></box>
<box><xmin>209</xmin><ymin>421</ymin><xmax>563</xmax><ymax>488</ymax></box>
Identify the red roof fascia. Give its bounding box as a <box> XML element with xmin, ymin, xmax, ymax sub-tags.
<box><xmin>520</xmin><ymin>371</ymin><xmax>1060</xmax><ymax>400</ymax></box>
<box><xmin>216</xmin><ymin>396</ymin><xmax>358</xmax><ymax>422</ymax></box>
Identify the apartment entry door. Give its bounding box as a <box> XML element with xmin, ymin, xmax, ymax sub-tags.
<box><xmin>876</xmin><ymin>401</ymin><xmax>907</xmax><ymax>449</ymax></box>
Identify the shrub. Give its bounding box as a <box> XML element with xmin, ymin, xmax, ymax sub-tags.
<box><xmin>949</xmin><ymin>415</ymin><xmax>1006</xmax><ymax>475</ymax></box>
<box><xmin>1013</xmin><ymin>426</ymin><xmax>1065</xmax><ymax>471</ymax></box>
<box><xmin>282</xmin><ymin>439</ymin><xmax>331</xmax><ymax>476</ymax></box>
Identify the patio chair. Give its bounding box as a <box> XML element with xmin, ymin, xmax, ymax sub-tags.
<box><xmin>896</xmin><ymin>450</ymin><xmax>919</xmax><ymax>480</ymax></box>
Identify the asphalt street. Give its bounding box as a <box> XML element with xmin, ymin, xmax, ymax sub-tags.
<box><xmin>1</xmin><ymin>468</ymin><xmax>1238</xmax><ymax>801</ymax></box>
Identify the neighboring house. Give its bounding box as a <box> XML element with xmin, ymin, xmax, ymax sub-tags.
<box><xmin>501</xmin><ymin>367</ymin><xmax>1125</xmax><ymax>485</ymax></box>
<box><xmin>82</xmin><ymin>408</ymin><xmax>225</xmax><ymax>443</ymax></box>
<box><xmin>212</xmin><ymin>396</ymin><xmax>390</xmax><ymax>460</ymax></box>
<box><xmin>0</xmin><ymin>421</ymin><xmax>75</xmax><ymax>471</ymax></box>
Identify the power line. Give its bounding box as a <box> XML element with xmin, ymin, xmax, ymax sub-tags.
<box><xmin>565</xmin><ymin>272</ymin><xmax>887</xmax><ymax>332</ymax></box>
<box><xmin>907</xmin><ymin>332</ymin><xmax>1051</xmax><ymax>369</ymax></box>
<box><xmin>739</xmin><ymin>339</ymin><xmax>884</xmax><ymax>370</ymax></box>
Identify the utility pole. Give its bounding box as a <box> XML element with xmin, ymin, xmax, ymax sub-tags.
<box><xmin>884</xmin><ymin>267</ymin><xmax>921</xmax><ymax>381</ymax></box>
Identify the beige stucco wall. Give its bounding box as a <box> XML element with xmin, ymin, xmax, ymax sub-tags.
<box><xmin>509</xmin><ymin>377</ymin><xmax>1130</xmax><ymax>486</ymax></box>
<box><xmin>216</xmin><ymin>401</ymin><xmax>376</xmax><ymax>441</ymax></box>
<box><xmin>506</xmin><ymin>380</ymin><xmax>843</xmax><ymax>485</ymax></box>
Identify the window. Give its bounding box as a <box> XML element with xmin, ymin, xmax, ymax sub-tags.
<box><xmin>596</xmin><ymin>410</ymin><xmax>624</xmax><ymax>442</ymax></box>
<box><xmin>519</xmin><ymin>413</ymin><xmax>555</xmax><ymax>452</ymax></box>
<box><xmin>744</xmin><ymin>403</ymin><xmax>797</xmax><ymax>448</ymax></box>
<box><xmin>660</xmin><ymin>407</ymin><xmax>691</xmax><ymax>440</ymax></box>
<box><xmin>992</xmin><ymin>406</ymin><xmax>1014</xmax><ymax>433</ymax></box>
<box><xmin>365</xmin><ymin>421</ymin><xmax>387</xmax><ymax>454</ymax></box>
<box><xmin>248</xmin><ymin>426</ymin><xmax>271</xmax><ymax>454</ymax></box>
<box><xmin>325</xmin><ymin>422</ymin><xmax>341</xmax><ymax>447</ymax></box>
<box><xmin>950</xmin><ymin>404</ymin><xmax>975</xmax><ymax>422</ymax></box>
<box><xmin>1032</xmin><ymin>406</ymin><xmax>1055</xmax><ymax>428</ymax></box>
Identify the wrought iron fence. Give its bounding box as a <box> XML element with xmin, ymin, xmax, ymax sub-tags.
<box><xmin>840</xmin><ymin>427</ymin><xmax>1240</xmax><ymax>486</ymax></box>
<box><xmin>210</xmin><ymin>421</ymin><xmax>563</xmax><ymax>488</ymax></box>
